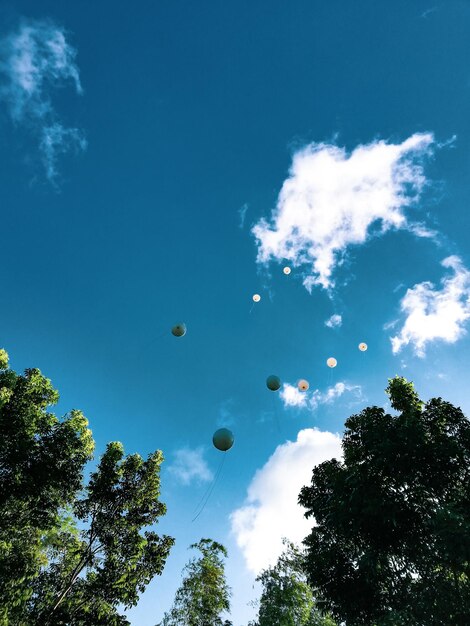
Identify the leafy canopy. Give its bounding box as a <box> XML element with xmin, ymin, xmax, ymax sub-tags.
<box><xmin>0</xmin><ymin>349</ymin><xmax>174</xmax><ymax>625</ymax></box>
<box><xmin>299</xmin><ymin>377</ymin><xmax>470</xmax><ymax>626</ymax></box>
<box><xmin>249</xmin><ymin>539</ymin><xmax>337</xmax><ymax>626</ymax></box>
<box><xmin>157</xmin><ymin>538</ymin><xmax>231</xmax><ymax>626</ymax></box>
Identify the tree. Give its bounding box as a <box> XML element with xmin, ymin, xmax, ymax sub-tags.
<box><xmin>157</xmin><ymin>538</ymin><xmax>231</xmax><ymax>626</ymax></box>
<box><xmin>249</xmin><ymin>539</ymin><xmax>337</xmax><ymax>626</ymax></box>
<box><xmin>0</xmin><ymin>349</ymin><xmax>174</xmax><ymax>624</ymax></box>
<box><xmin>299</xmin><ymin>377</ymin><xmax>470</xmax><ymax>626</ymax></box>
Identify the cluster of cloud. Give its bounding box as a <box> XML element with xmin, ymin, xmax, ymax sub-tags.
<box><xmin>391</xmin><ymin>256</ymin><xmax>470</xmax><ymax>357</ymax></box>
<box><xmin>252</xmin><ymin>133</ymin><xmax>435</xmax><ymax>291</ymax></box>
<box><xmin>167</xmin><ymin>447</ymin><xmax>213</xmax><ymax>486</ymax></box>
<box><xmin>0</xmin><ymin>18</ymin><xmax>85</xmax><ymax>182</ymax></box>
<box><xmin>252</xmin><ymin>132</ymin><xmax>470</xmax><ymax>356</ymax></box>
<box><xmin>280</xmin><ymin>381</ymin><xmax>362</xmax><ymax>410</ymax></box>
<box><xmin>230</xmin><ymin>428</ymin><xmax>342</xmax><ymax>574</ymax></box>
<box><xmin>325</xmin><ymin>313</ymin><xmax>342</xmax><ymax>328</ymax></box>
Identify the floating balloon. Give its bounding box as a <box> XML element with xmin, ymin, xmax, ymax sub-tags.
<box><xmin>358</xmin><ymin>342</ymin><xmax>368</xmax><ymax>352</ymax></box>
<box><xmin>283</xmin><ymin>267</ymin><xmax>291</xmax><ymax>275</ymax></box>
<box><xmin>266</xmin><ymin>375</ymin><xmax>281</xmax><ymax>391</ymax></box>
<box><xmin>327</xmin><ymin>357</ymin><xmax>337</xmax><ymax>368</ymax></box>
<box><xmin>171</xmin><ymin>323</ymin><xmax>186</xmax><ymax>337</ymax></box>
<box><xmin>252</xmin><ymin>294</ymin><xmax>261</xmax><ymax>303</ymax></box>
<box><xmin>212</xmin><ymin>428</ymin><xmax>234</xmax><ymax>452</ymax></box>
<box><xmin>298</xmin><ymin>379</ymin><xmax>309</xmax><ymax>391</ymax></box>
<box><xmin>192</xmin><ymin>430</ymin><xmax>234</xmax><ymax>521</ymax></box>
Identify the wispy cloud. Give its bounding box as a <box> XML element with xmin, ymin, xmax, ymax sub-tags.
<box><xmin>325</xmin><ymin>313</ymin><xmax>342</xmax><ymax>328</ymax></box>
<box><xmin>238</xmin><ymin>203</ymin><xmax>249</xmax><ymax>229</ymax></box>
<box><xmin>216</xmin><ymin>398</ymin><xmax>237</xmax><ymax>428</ymax></box>
<box><xmin>421</xmin><ymin>7</ymin><xmax>438</xmax><ymax>19</ymax></box>
<box><xmin>168</xmin><ymin>447</ymin><xmax>213</xmax><ymax>486</ymax></box>
<box><xmin>391</xmin><ymin>256</ymin><xmax>470</xmax><ymax>357</ymax></box>
<box><xmin>280</xmin><ymin>381</ymin><xmax>362</xmax><ymax>410</ymax></box>
<box><xmin>0</xmin><ymin>18</ymin><xmax>85</xmax><ymax>183</ymax></box>
<box><xmin>407</xmin><ymin>222</ymin><xmax>439</xmax><ymax>239</ymax></box>
<box><xmin>40</xmin><ymin>123</ymin><xmax>87</xmax><ymax>181</ymax></box>
<box><xmin>252</xmin><ymin>134</ymin><xmax>435</xmax><ymax>291</ymax></box>
<box><xmin>230</xmin><ymin>428</ymin><xmax>342</xmax><ymax>574</ymax></box>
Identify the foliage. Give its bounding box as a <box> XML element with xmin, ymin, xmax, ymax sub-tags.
<box><xmin>299</xmin><ymin>376</ymin><xmax>470</xmax><ymax>626</ymax></box>
<box><xmin>249</xmin><ymin>539</ymin><xmax>337</xmax><ymax>626</ymax></box>
<box><xmin>0</xmin><ymin>350</ymin><xmax>174</xmax><ymax>625</ymax></box>
<box><xmin>157</xmin><ymin>539</ymin><xmax>231</xmax><ymax>626</ymax></box>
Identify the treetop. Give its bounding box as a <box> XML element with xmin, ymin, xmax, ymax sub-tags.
<box><xmin>386</xmin><ymin>375</ymin><xmax>423</xmax><ymax>413</ymax></box>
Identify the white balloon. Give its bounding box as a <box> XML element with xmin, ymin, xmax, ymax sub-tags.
<box><xmin>358</xmin><ymin>342</ymin><xmax>368</xmax><ymax>352</ymax></box>
<box><xmin>252</xmin><ymin>294</ymin><xmax>261</xmax><ymax>303</ymax></box>
<box><xmin>327</xmin><ymin>357</ymin><xmax>337</xmax><ymax>368</ymax></box>
<box><xmin>283</xmin><ymin>266</ymin><xmax>291</xmax><ymax>275</ymax></box>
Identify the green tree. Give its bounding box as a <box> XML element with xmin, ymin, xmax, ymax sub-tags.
<box><xmin>157</xmin><ymin>539</ymin><xmax>231</xmax><ymax>626</ymax></box>
<box><xmin>299</xmin><ymin>377</ymin><xmax>470</xmax><ymax>626</ymax></box>
<box><xmin>249</xmin><ymin>539</ymin><xmax>337</xmax><ymax>626</ymax></box>
<box><xmin>0</xmin><ymin>350</ymin><xmax>174</xmax><ymax>625</ymax></box>
<box><xmin>0</xmin><ymin>349</ymin><xmax>94</xmax><ymax>624</ymax></box>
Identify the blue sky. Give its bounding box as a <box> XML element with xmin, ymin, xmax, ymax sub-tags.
<box><xmin>1</xmin><ymin>1</ymin><xmax>470</xmax><ymax>624</ymax></box>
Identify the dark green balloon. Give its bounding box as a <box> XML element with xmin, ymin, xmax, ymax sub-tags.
<box><xmin>212</xmin><ymin>428</ymin><xmax>234</xmax><ymax>452</ymax></box>
<box><xmin>266</xmin><ymin>375</ymin><xmax>281</xmax><ymax>391</ymax></box>
<box><xmin>171</xmin><ymin>323</ymin><xmax>186</xmax><ymax>337</ymax></box>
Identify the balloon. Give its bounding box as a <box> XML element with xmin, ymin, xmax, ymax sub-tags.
<box><xmin>358</xmin><ymin>342</ymin><xmax>368</xmax><ymax>351</ymax></box>
<box><xmin>283</xmin><ymin>267</ymin><xmax>291</xmax><ymax>275</ymax></box>
<box><xmin>327</xmin><ymin>357</ymin><xmax>337</xmax><ymax>368</ymax></box>
<box><xmin>212</xmin><ymin>428</ymin><xmax>234</xmax><ymax>452</ymax></box>
<box><xmin>266</xmin><ymin>375</ymin><xmax>281</xmax><ymax>391</ymax></box>
<box><xmin>298</xmin><ymin>379</ymin><xmax>309</xmax><ymax>391</ymax></box>
<box><xmin>252</xmin><ymin>294</ymin><xmax>261</xmax><ymax>302</ymax></box>
<box><xmin>171</xmin><ymin>323</ymin><xmax>186</xmax><ymax>337</ymax></box>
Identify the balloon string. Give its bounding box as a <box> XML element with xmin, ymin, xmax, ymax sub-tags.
<box><xmin>191</xmin><ymin>471</ymin><xmax>216</xmax><ymax>515</ymax></box>
<box><xmin>272</xmin><ymin>393</ymin><xmax>281</xmax><ymax>436</ymax></box>
<box><xmin>327</xmin><ymin>366</ymin><xmax>334</xmax><ymax>389</ymax></box>
<box><xmin>191</xmin><ymin>455</ymin><xmax>226</xmax><ymax>523</ymax></box>
<box><xmin>145</xmin><ymin>329</ymin><xmax>167</xmax><ymax>350</ymax></box>
<box><xmin>192</xmin><ymin>454</ymin><xmax>225</xmax><ymax>515</ymax></box>
<box><xmin>133</xmin><ymin>328</ymin><xmax>167</xmax><ymax>360</ymax></box>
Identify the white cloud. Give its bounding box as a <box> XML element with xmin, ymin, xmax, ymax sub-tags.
<box><xmin>168</xmin><ymin>447</ymin><xmax>213</xmax><ymax>486</ymax></box>
<box><xmin>391</xmin><ymin>256</ymin><xmax>470</xmax><ymax>357</ymax></box>
<box><xmin>252</xmin><ymin>134</ymin><xmax>435</xmax><ymax>290</ymax></box>
<box><xmin>407</xmin><ymin>222</ymin><xmax>438</xmax><ymax>239</ymax></box>
<box><xmin>280</xmin><ymin>381</ymin><xmax>362</xmax><ymax>411</ymax></box>
<box><xmin>319</xmin><ymin>381</ymin><xmax>349</xmax><ymax>403</ymax></box>
<box><xmin>230</xmin><ymin>428</ymin><xmax>342</xmax><ymax>574</ymax></box>
<box><xmin>312</xmin><ymin>381</ymin><xmax>363</xmax><ymax>408</ymax></box>
<box><xmin>280</xmin><ymin>383</ymin><xmax>307</xmax><ymax>407</ymax></box>
<box><xmin>0</xmin><ymin>19</ymin><xmax>85</xmax><ymax>181</ymax></box>
<box><xmin>325</xmin><ymin>313</ymin><xmax>342</xmax><ymax>328</ymax></box>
